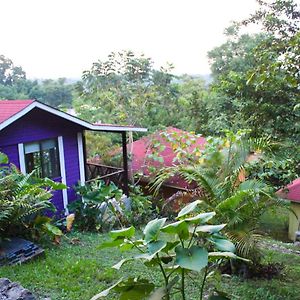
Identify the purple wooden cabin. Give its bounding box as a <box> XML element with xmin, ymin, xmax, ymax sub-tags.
<box><xmin>0</xmin><ymin>100</ymin><xmax>146</xmax><ymax>214</ymax></box>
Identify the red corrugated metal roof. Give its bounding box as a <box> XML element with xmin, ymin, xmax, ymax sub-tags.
<box><xmin>130</xmin><ymin>127</ymin><xmax>206</xmax><ymax>188</ymax></box>
<box><xmin>277</xmin><ymin>178</ymin><xmax>300</xmax><ymax>202</ymax></box>
<box><xmin>0</xmin><ymin>100</ymin><xmax>34</xmax><ymax>124</ymax></box>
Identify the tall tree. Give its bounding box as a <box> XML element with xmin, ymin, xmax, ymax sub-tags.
<box><xmin>0</xmin><ymin>55</ymin><xmax>26</xmax><ymax>86</ymax></box>
<box><xmin>75</xmin><ymin>50</ymin><xmax>178</xmax><ymax>128</ymax></box>
<box><xmin>208</xmin><ymin>0</ymin><xmax>300</xmax><ymax>141</ymax></box>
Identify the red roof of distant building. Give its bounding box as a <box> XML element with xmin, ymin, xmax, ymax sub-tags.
<box><xmin>277</xmin><ymin>178</ymin><xmax>300</xmax><ymax>202</ymax></box>
<box><xmin>0</xmin><ymin>100</ymin><xmax>34</xmax><ymax>124</ymax></box>
<box><xmin>129</xmin><ymin>127</ymin><xmax>206</xmax><ymax>189</ymax></box>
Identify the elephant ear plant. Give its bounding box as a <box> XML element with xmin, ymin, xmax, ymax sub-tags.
<box><xmin>93</xmin><ymin>200</ymin><xmax>245</xmax><ymax>300</ymax></box>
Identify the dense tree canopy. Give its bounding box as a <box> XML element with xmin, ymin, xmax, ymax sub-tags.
<box><xmin>0</xmin><ymin>55</ymin><xmax>74</xmax><ymax>108</ymax></box>
<box><xmin>75</xmin><ymin>50</ymin><xmax>177</xmax><ymax>128</ymax></box>
<box><xmin>208</xmin><ymin>0</ymin><xmax>300</xmax><ymax>141</ymax></box>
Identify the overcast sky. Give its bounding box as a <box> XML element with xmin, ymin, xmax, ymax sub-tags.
<box><xmin>2</xmin><ymin>0</ymin><xmax>261</xmax><ymax>79</ymax></box>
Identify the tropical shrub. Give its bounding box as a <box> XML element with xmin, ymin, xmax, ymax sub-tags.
<box><xmin>0</xmin><ymin>152</ymin><xmax>65</xmax><ymax>242</ymax></box>
<box><xmin>94</xmin><ymin>200</ymin><xmax>242</xmax><ymax>300</ymax></box>
<box><xmin>126</xmin><ymin>184</ymin><xmax>155</xmax><ymax>227</ymax></box>
<box><xmin>69</xmin><ymin>180</ymin><xmax>124</xmax><ymax>232</ymax></box>
<box><xmin>151</xmin><ymin>131</ymin><xmax>285</xmax><ymax>263</ymax></box>
<box><xmin>70</xmin><ymin>181</ymin><xmax>155</xmax><ymax>231</ymax></box>
<box><xmin>247</xmin><ymin>150</ymin><xmax>300</xmax><ymax>189</ymax></box>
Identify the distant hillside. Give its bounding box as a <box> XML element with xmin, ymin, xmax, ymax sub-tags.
<box><xmin>29</xmin><ymin>77</ymin><xmax>81</xmax><ymax>84</ymax></box>
<box><xmin>172</xmin><ymin>73</ymin><xmax>212</xmax><ymax>85</ymax></box>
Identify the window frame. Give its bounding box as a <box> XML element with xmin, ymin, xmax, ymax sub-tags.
<box><xmin>24</xmin><ymin>138</ymin><xmax>61</xmax><ymax>179</ymax></box>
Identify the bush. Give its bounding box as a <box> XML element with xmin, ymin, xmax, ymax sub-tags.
<box><xmin>0</xmin><ymin>152</ymin><xmax>65</xmax><ymax>243</ymax></box>
<box><xmin>94</xmin><ymin>200</ymin><xmax>242</xmax><ymax>300</ymax></box>
<box><xmin>70</xmin><ymin>181</ymin><xmax>155</xmax><ymax>232</ymax></box>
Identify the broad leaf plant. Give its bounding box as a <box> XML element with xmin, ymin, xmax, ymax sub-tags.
<box><xmin>93</xmin><ymin>200</ymin><xmax>244</xmax><ymax>300</ymax></box>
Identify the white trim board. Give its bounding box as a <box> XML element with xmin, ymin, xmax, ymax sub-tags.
<box><xmin>58</xmin><ymin>136</ymin><xmax>69</xmax><ymax>215</ymax></box>
<box><xmin>77</xmin><ymin>132</ymin><xmax>86</xmax><ymax>186</ymax></box>
<box><xmin>0</xmin><ymin>101</ymin><xmax>147</xmax><ymax>133</ymax></box>
<box><xmin>17</xmin><ymin>143</ymin><xmax>26</xmax><ymax>174</ymax></box>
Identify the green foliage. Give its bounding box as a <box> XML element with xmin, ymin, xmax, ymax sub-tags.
<box><xmin>151</xmin><ymin>131</ymin><xmax>285</xmax><ymax>263</ymax></box>
<box><xmin>242</xmin><ymin>0</ymin><xmax>300</xmax><ymax>90</ymax></box>
<box><xmin>248</xmin><ymin>153</ymin><xmax>299</xmax><ymax>189</ymax></box>
<box><xmin>70</xmin><ymin>181</ymin><xmax>153</xmax><ymax>231</ymax></box>
<box><xmin>75</xmin><ymin>50</ymin><xmax>174</xmax><ymax>127</ymax></box>
<box><xmin>1</xmin><ymin>231</ymin><xmax>300</xmax><ymax>300</ymax></box>
<box><xmin>74</xmin><ymin>51</ymin><xmax>213</xmax><ymax>136</ymax></box>
<box><xmin>126</xmin><ymin>184</ymin><xmax>155</xmax><ymax>227</ymax></box>
<box><xmin>69</xmin><ymin>180</ymin><xmax>124</xmax><ymax>232</ymax></box>
<box><xmin>96</xmin><ymin>200</ymin><xmax>240</xmax><ymax>300</ymax></box>
<box><xmin>0</xmin><ymin>152</ymin><xmax>65</xmax><ymax>242</ymax></box>
<box><xmin>208</xmin><ymin>0</ymin><xmax>300</xmax><ymax>141</ymax></box>
<box><xmin>29</xmin><ymin>78</ymin><xmax>74</xmax><ymax>108</ymax></box>
<box><xmin>0</xmin><ymin>55</ymin><xmax>74</xmax><ymax>107</ymax></box>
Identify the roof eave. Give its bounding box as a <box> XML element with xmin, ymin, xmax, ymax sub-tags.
<box><xmin>90</xmin><ymin>124</ymin><xmax>147</xmax><ymax>132</ymax></box>
<box><xmin>0</xmin><ymin>101</ymin><xmax>147</xmax><ymax>133</ymax></box>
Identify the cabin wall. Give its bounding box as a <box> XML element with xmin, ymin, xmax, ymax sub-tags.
<box><xmin>0</xmin><ymin>108</ymin><xmax>84</xmax><ymax>213</ymax></box>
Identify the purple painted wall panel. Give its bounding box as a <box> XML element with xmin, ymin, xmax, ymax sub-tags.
<box><xmin>0</xmin><ymin>144</ymin><xmax>19</xmax><ymax>166</ymax></box>
<box><xmin>0</xmin><ymin>108</ymin><xmax>84</xmax><ymax>213</ymax></box>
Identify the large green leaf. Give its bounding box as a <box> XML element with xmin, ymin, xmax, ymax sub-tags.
<box><xmin>193</xmin><ymin>224</ymin><xmax>226</xmax><ymax>234</ymax></box>
<box><xmin>98</xmin><ymin>238</ymin><xmax>124</xmax><ymax>249</ymax></box>
<box><xmin>90</xmin><ymin>278</ymin><xmax>123</xmax><ymax>299</ymax></box>
<box><xmin>209</xmin><ymin>251</ymin><xmax>249</xmax><ymax>262</ymax></box>
<box><xmin>0</xmin><ymin>152</ymin><xmax>8</xmax><ymax>164</ymax></box>
<box><xmin>119</xmin><ymin>239</ymin><xmax>144</xmax><ymax>252</ymax></box>
<box><xmin>161</xmin><ymin>220</ymin><xmax>189</xmax><ymax>240</ymax></box>
<box><xmin>185</xmin><ymin>212</ymin><xmax>216</xmax><ymax>224</ymax></box>
<box><xmin>175</xmin><ymin>245</ymin><xmax>208</xmax><ymax>272</ymax></box>
<box><xmin>43</xmin><ymin>223</ymin><xmax>63</xmax><ymax>236</ymax></box>
<box><xmin>209</xmin><ymin>238</ymin><xmax>236</xmax><ymax>252</ymax></box>
<box><xmin>143</xmin><ymin>218</ymin><xmax>166</xmax><ymax>243</ymax></box>
<box><xmin>115</xmin><ymin>278</ymin><xmax>155</xmax><ymax>300</ymax></box>
<box><xmin>208</xmin><ymin>251</ymin><xmax>237</xmax><ymax>259</ymax></box>
<box><xmin>177</xmin><ymin>200</ymin><xmax>202</xmax><ymax>218</ymax></box>
<box><xmin>91</xmin><ymin>277</ymin><xmax>154</xmax><ymax>300</ymax></box>
<box><xmin>148</xmin><ymin>240</ymin><xmax>167</xmax><ymax>256</ymax></box>
<box><xmin>113</xmin><ymin>258</ymin><xmax>133</xmax><ymax>270</ymax></box>
<box><xmin>216</xmin><ymin>191</ymin><xmax>249</xmax><ymax>211</ymax></box>
<box><xmin>110</xmin><ymin>226</ymin><xmax>135</xmax><ymax>239</ymax></box>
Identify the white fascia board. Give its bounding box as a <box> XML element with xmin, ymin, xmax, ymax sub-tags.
<box><xmin>0</xmin><ymin>101</ymin><xmax>147</xmax><ymax>133</ymax></box>
<box><xmin>90</xmin><ymin>124</ymin><xmax>148</xmax><ymax>132</ymax></box>
<box><xmin>34</xmin><ymin>102</ymin><xmax>93</xmax><ymax>129</ymax></box>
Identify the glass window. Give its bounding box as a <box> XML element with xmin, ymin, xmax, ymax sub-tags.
<box><xmin>24</xmin><ymin>139</ymin><xmax>61</xmax><ymax>178</ymax></box>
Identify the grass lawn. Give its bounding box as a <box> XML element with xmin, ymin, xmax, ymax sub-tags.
<box><xmin>1</xmin><ymin>231</ymin><xmax>300</xmax><ymax>300</ymax></box>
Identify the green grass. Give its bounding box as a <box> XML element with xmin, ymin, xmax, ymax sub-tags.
<box><xmin>1</xmin><ymin>231</ymin><xmax>300</xmax><ymax>300</ymax></box>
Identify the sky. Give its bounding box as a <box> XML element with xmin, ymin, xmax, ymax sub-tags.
<box><xmin>1</xmin><ymin>0</ymin><xmax>261</xmax><ymax>79</ymax></box>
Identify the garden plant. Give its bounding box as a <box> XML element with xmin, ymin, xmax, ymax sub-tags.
<box><xmin>150</xmin><ymin>131</ymin><xmax>287</xmax><ymax>266</ymax></box>
<box><xmin>93</xmin><ymin>200</ymin><xmax>244</xmax><ymax>300</ymax></box>
<box><xmin>0</xmin><ymin>152</ymin><xmax>65</xmax><ymax>243</ymax></box>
